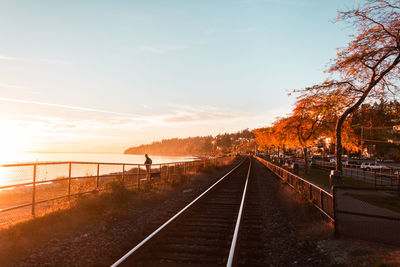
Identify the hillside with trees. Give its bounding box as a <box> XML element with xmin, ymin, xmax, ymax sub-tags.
<box><xmin>124</xmin><ymin>129</ymin><xmax>255</xmax><ymax>156</ymax></box>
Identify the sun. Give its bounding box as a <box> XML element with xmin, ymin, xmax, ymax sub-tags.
<box><xmin>0</xmin><ymin>120</ymin><xmax>32</xmax><ymax>164</ymax></box>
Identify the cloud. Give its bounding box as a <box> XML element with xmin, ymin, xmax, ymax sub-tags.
<box><xmin>161</xmin><ymin>104</ymin><xmax>251</xmax><ymax>124</ymax></box>
<box><xmin>139</xmin><ymin>46</ymin><xmax>163</xmax><ymax>54</ymax></box>
<box><xmin>40</xmin><ymin>58</ymin><xmax>72</xmax><ymax>65</ymax></box>
<box><xmin>139</xmin><ymin>45</ymin><xmax>188</xmax><ymax>54</ymax></box>
<box><xmin>5</xmin><ymin>99</ymin><xmax>254</xmax><ymax>132</ymax></box>
<box><xmin>0</xmin><ymin>83</ymin><xmax>35</xmax><ymax>91</ymax></box>
<box><xmin>165</xmin><ymin>45</ymin><xmax>188</xmax><ymax>50</ymax></box>
<box><xmin>0</xmin><ymin>96</ymin><xmax>137</xmax><ymax>117</ymax></box>
<box><xmin>0</xmin><ymin>55</ymin><xmax>22</xmax><ymax>61</ymax></box>
<box><xmin>234</xmin><ymin>27</ymin><xmax>256</xmax><ymax>33</ymax></box>
<box><xmin>0</xmin><ymin>54</ymin><xmax>72</xmax><ymax>64</ymax></box>
<box><xmin>203</xmin><ymin>28</ymin><xmax>223</xmax><ymax>35</ymax></box>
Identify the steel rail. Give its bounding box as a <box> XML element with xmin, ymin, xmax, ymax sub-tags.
<box><xmin>111</xmin><ymin>158</ymin><xmax>247</xmax><ymax>267</ymax></box>
<box><xmin>226</xmin><ymin>159</ymin><xmax>252</xmax><ymax>267</ymax></box>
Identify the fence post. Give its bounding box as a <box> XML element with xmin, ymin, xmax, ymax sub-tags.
<box><xmin>137</xmin><ymin>165</ymin><xmax>140</xmax><ymax>190</ymax></box>
<box><xmin>167</xmin><ymin>164</ymin><xmax>170</xmax><ymax>179</ymax></box>
<box><xmin>96</xmin><ymin>163</ymin><xmax>100</xmax><ymax>189</ymax></box>
<box><xmin>309</xmin><ymin>184</ymin><xmax>312</xmax><ymax>200</ymax></box>
<box><xmin>122</xmin><ymin>164</ymin><xmax>125</xmax><ymax>184</ymax></box>
<box><xmin>320</xmin><ymin>190</ymin><xmax>324</xmax><ymax>211</ymax></box>
<box><xmin>32</xmin><ymin>164</ymin><xmax>37</xmax><ymax>217</ymax></box>
<box><xmin>332</xmin><ymin>186</ymin><xmax>338</xmax><ymax>237</ymax></box>
<box><xmin>390</xmin><ymin>171</ymin><xmax>393</xmax><ymax>187</ymax></box>
<box><xmin>397</xmin><ymin>172</ymin><xmax>400</xmax><ymax>195</ymax></box>
<box><xmin>68</xmin><ymin>162</ymin><xmax>72</xmax><ymax>201</ymax></box>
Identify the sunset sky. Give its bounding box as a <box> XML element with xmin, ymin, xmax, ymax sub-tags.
<box><xmin>0</xmin><ymin>0</ymin><xmax>355</xmax><ymax>153</ymax></box>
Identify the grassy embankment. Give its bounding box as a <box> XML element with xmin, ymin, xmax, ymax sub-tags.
<box><xmin>264</xmin><ymin>157</ymin><xmax>374</xmax><ymax>188</ymax></box>
<box><xmin>347</xmin><ymin>193</ymin><xmax>400</xmax><ymax>213</ymax></box>
<box><xmin>0</xmin><ymin>163</ymin><xmax>225</xmax><ymax>265</ymax></box>
<box><xmin>282</xmin><ymin>161</ymin><xmax>399</xmax><ymax>215</ymax></box>
<box><xmin>298</xmin><ymin>168</ymin><xmax>374</xmax><ymax>188</ymax></box>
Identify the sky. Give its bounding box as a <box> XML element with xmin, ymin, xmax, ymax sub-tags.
<box><xmin>0</xmin><ymin>0</ymin><xmax>357</xmax><ymax>153</ymax></box>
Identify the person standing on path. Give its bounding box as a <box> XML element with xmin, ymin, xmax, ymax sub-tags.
<box><xmin>144</xmin><ymin>154</ymin><xmax>152</xmax><ymax>179</ymax></box>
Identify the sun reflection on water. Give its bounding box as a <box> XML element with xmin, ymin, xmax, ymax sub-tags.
<box><xmin>0</xmin><ymin>166</ymin><xmax>10</xmax><ymax>188</ymax></box>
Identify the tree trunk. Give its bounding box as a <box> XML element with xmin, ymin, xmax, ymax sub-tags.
<box><xmin>335</xmin><ymin>116</ymin><xmax>345</xmax><ymax>173</ymax></box>
<box><xmin>335</xmin><ymin>56</ymin><xmax>400</xmax><ymax>175</ymax></box>
<box><xmin>335</xmin><ymin>86</ymin><xmax>377</xmax><ymax>174</ymax></box>
<box><xmin>303</xmin><ymin>147</ymin><xmax>308</xmax><ymax>174</ymax></box>
<box><xmin>277</xmin><ymin>146</ymin><xmax>280</xmax><ymax>162</ymax></box>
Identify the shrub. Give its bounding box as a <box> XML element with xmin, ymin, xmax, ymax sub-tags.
<box><xmin>105</xmin><ymin>181</ymin><xmax>129</xmax><ymax>202</ymax></box>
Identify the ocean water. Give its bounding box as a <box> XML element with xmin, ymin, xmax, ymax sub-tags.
<box><xmin>0</xmin><ymin>153</ymin><xmax>197</xmax><ymax>187</ymax></box>
<box><xmin>0</xmin><ymin>152</ymin><xmax>195</xmax><ymax>165</ymax></box>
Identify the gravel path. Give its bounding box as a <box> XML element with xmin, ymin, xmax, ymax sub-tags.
<box><xmin>246</xmin><ymin>158</ymin><xmax>328</xmax><ymax>266</ymax></box>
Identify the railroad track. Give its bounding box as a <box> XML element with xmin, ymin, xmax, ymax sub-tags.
<box><xmin>112</xmin><ymin>157</ymin><xmax>265</xmax><ymax>267</ymax></box>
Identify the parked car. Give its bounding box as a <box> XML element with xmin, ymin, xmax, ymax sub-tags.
<box><xmin>360</xmin><ymin>162</ymin><xmax>388</xmax><ymax>171</ymax></box>
<box><xmin>343</xmin><ymin>160</ymin><xmax>361</xmax><ymax>167</ymax></box>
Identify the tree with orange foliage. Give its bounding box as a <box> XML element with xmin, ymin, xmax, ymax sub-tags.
<box><xmin>274</xmin><ymin>96</ymin><xmax>333</xmax><ymax>173</ymax></box>
<box><xmin>252</xmin><ymin>126</ymin><xmax>285</xmax><ymax>158</ymax></box>
<box><xmin>301</xmin><ymin>0</ymin><xmax>400</xmax><ymax>174</ymax></box>
<box><xmin>252</xmin><ymin>127</ymin><xmax>274</xmax><ymax>153</ymax></box>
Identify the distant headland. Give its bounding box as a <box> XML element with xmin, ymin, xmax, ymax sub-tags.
<box><xmin>124</xmin><ymin>129</ymin><xmax>254</xmax><ymax>156</ymax></box>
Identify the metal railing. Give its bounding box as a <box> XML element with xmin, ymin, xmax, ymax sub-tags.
<box><xmin>0</xmin><ymin>156</ymin><xmax>235</xmax><ymax>227</ymax></box>
<box><xmin>256</xmin><ymin>156</ymin><xmax>334</xmax><ymax>221</ymax></box>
